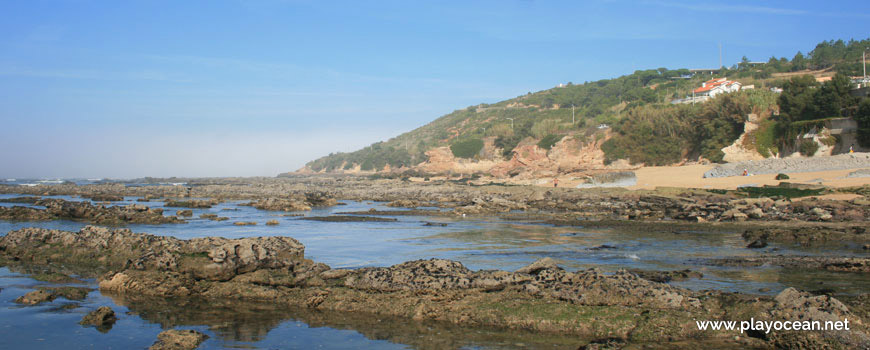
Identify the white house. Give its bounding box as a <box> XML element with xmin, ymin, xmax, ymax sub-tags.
<box><xmin>693</xmin><ymin>78</ymin><xmax>742</xmax><ymax>98</ymax></box>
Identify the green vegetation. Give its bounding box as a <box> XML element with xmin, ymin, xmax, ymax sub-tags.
<box><xmin>303</xmin><ymin>38</ymin><xmax>869</xmax><ymax>171</ymax></box>
<box><xmin>753</xmin><ymin>118</ymin><xmax>779</xmax><ymax>157</ymax></box>
<box><xmin>798</xmin><ymin>140</ymin><xmax>819</xmax><ymax>156</ymax></box>
<box><xmin>738</xmin><ymin>186</ymin><xmax>824</xmax><ymax>199</ymax></box>
<box><xmin>731</xmin><ymin>38</ymin><xmax>870</xmax><ymax>78</ymax></box>
<box><xmin>450</xmin><ymin>138</ymin><xmax>484</xmax><ymax>158</ymax></box>
<box><xmin>536</xmin><ymin>134</ymin><xmax>562</xmax><ymax>150</ymax></box>
<box><xmin>857</xmin><ymin>99</ymin><xmax>870</xmax><ymax>147</ymax></box>
<box><xmin>775</xmin><ymin>173</ymin><xmax>790</xmax><ymax>180</ymax></box>
<box><xmin>602</xmin><ymin>90</ymin><xmax>777</xmax><ymax>165</ymax></box>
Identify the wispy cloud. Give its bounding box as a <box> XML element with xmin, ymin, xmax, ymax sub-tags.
<box><xmin>644</xmin><ymin>1</ymin><xmax>807</xmax><ymax>15</ymax></box>
<box><xmin>644</xmin><ymin>0</ymin><xmax>870</xmax><ymax>18</ymax></box>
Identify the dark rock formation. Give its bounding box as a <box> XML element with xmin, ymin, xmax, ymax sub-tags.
<box><xmin>79</xmin><ymin>306</ymin><xmax>117</xmax><ymax>332</ymax></box>
<box><xmin>149</xmin><ymin>329</ymin><xmax>208</xmax><ymax>350</ymax></box>
<box><xmin>299</xmin><ymin>216</ymin><xmax>397</xmax><ymax>222</ymax></box>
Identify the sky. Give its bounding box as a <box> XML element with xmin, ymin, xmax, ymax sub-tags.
<box><xmin>1</xmin><ymin>0</ymin><xmax>868</xmax><ymax>178</ymax></box>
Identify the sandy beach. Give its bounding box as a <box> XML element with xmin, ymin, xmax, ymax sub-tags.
<box><xmin>628</xmin><ymin>164</ymin><xmax>870</xmax><ymax>190</ymax></box>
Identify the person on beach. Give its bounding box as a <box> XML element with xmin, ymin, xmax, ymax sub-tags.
<box><xmin>743</xmin><ymin>169</ymin><xmax>748</xmax><ymax>176</ymax></box>
<box><xmin>553</xmin><ymin>178</ymin><xmax>559</xmax><ymax>188</ymax></box>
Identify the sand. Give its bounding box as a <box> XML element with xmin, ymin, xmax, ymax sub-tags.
<box><xmin>627</xmin><ymin>165</ymin><xmax>870</xmax><ymax>190</ymax></box>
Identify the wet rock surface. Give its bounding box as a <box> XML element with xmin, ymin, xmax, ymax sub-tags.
<box><xmin>2</xmin><ymin>226</ymin><xmax>866</xmax><ymax>348</ymax></box>
<box><xmin>149</xmin><ymin>329</ymin><xmax>209</xmax><ymax>350</ymax></box>
<box><xmin>742</xmin><ymin>225</ymin><xmax>870</xmax><ymax>245</ymax></box>
<box><xmin>1</xmin><ymin>177</ymin><xmax>866</xmax><ymax>226</ymax></box>
<box><xmin>79</xmin><ymin>306</ymin><xmax>117</xmax><ymax>332</ymax></box>
<box><xmin>707</xmin><ymin>256</ymin><xmax>870</xmax><ymax>272</ymax></box>
<box><xmin>0</xmin><ymin>198</ymin><xmax>183</xmax><ymax>225</ymax></box>
<box><xmin>298</xmin><ymin>215</ymin><xmax>398</xmax><ymax>222</ymax></box>
<box><xmin>163</xmin><ymin>199</ymin><xmax>219</xmax><ymax>208</ymax></box>
<box><xmin>15</xmin><ymin>290</ymin><xmax>57</xmax><ymax>305</ymax></box>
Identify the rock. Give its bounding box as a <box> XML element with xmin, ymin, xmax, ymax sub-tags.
<box><xmin>149</xmin><ymin>329</ymin><xmax>209</xmax><ymax>350</ymax></box>
<box><xmin>15</xmin><ymin>290</ymin><xmax>56</xmax><ymax>305</ymax></box>
<box><xmin>319</xmin><ymin>269</ymin><xmax>351</xmax><ymax>280</ymax></box>
<box><xmin>422</xmin><ymin>221</ymin><xmax>448</xmax><ymax>226</ymax></box>
<box><xmin>299</xmin><ymin>216</ymin><xmax>397</xmax><ymax>222</ymax></box>
<box><xmin>746</xmin><ymin>207</ymin><xmax>765</xmax><ymax>219</ymax></box>
<box><xmin>516</xmin><ymin>257</ymin><xmax>562</xmax><ymax>274</ymax></box>
<box><xmin>176</xmin><ymin>210</ymin><xmax>193</xmax><ymax>217</ymax></box>
<box><xmin>233</xmin><ymin>221</ymin><xmax>257</xmax><ymax>226</ymax></box>
<box><xmin>864</xmin><ymin>244</ymin><xmax>870</xmax><ymax>250</ymax></box>
<box><xmin>747</xmin><ymin>239</ymin><xmax>768</xmax><ymax>249</ymax></box>
<box><xmin>164</xmin><ymin>199</ymin><xmax>218</xmax><ymax>208</ymax></box>
<box><xmin>0</xmin><ymin>198</ymin><xmax>183</xmax><ymax>225</ymax></box>
<box><xmin>199</xmin><ymin>213</ymin><xmax>217</xmax><ymax>219</ymax></box>
<box><xmin>265</xmin><ymin>220</ymin><xmax>279</xmax><ymax>226</ymax></box>
<box><xmin>79</xmin><ymin>306</ymin><xmax>116</xmax><ymax>332</ymax></box>
<box><xmin>810</xmin><ymin>207</ymin><xmax>833</xmax><ymax>221</ymax></box>
<box><xmin>244</xmin><ymin>198</ymin><xmax>311</xmax><ymax>212</ymax></box>
<box><xmin>386</xmin><ymin>199</ymin><xmax>419</xmax><ymax>208</ymax></box>
<box><xmin>42</xmin><ymin>287</ymin><xmax>91</xmax><ymax>301</ymax></box>
<box><xmin>85</xmin><ymin>194</ymin><xmax>124</xmax><ymax>202</ymax></box>
<box><xmin>628</xmin><ymin>269</ymin><xmax>703</xmax><ymax>283</ymax></box>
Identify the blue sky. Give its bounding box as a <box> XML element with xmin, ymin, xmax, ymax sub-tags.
<box><xmin>1</xmin><ymin>0</ymin><xmax>868</xmax><ymax>178</ymax></box>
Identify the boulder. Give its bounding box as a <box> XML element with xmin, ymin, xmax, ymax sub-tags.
<box><xmin>79</xmin><ymin>306</ymin><xmax>116</xmax><ymax>332</ymax></box>
<box><xmin>149</xmin><ymin>329</ymin><xmax>209</xmax><ymax>350</ymax></box>
<box><xmin>15</xmin><ymin>290</ymin><xmax>56</xmax><ymax>305</ymax></box>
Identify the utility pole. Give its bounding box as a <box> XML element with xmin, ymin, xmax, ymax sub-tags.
<box><xmin>506</xmin><ymin>118</ymin><xmax>514</xmax><ymax>129</ymax></box>
<box><xmin>572</xmin><ymin>104</ymin><xmax>575</xmax><ymax>125</ymax></box>
<box><xmin>864</xmin><ymin>47</ymin><xmax>868</xmax><ymax>81</ymax></box>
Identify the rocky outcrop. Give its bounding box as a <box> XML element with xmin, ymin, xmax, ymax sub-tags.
<box><xmin>2</xmin><ymin>226</ymin><xmax>868</xmax><ymax>348</ymax></box>
<box><xmin>14</xmin><ymin>290</ymin><xmax>56</xmax><ymax>305</ymax></box>
<box><xmin>243</xmin><ymin>192</ymin><xmax>338</xmax><ymax>212</ymax></box>
<box><xmin>0</xmin><ymin>226</ymin><xmax>304</xmax><ymax>280</ymax></box>
<box><xmin>766</xmin><ymin>288</ymin><xmax>870</xmax><ymax>349</ymax></box>
<box><xmin>164</xmin><ymin>199</ymin><xmax>219</xmax><ymax>208</ymax></box>
<box><xmin>149</xmin><ymin>329</ymin><xmax>209</xmax><ymax>350</ymax></box>
<box><xmin>0</xmin><ymin>198</ymin><xmax>182</xmax><ymax>225</ymax></box>
<box><xmin>79</xmin><ymin>306</ymin><xmax>117</xmax><ymax>332</ymax></box>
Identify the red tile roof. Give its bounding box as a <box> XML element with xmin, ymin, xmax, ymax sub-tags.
<box><xmin>694</xmin><ymin>79</ymin><xmax>737</xmax><ymax>94</ymax></box>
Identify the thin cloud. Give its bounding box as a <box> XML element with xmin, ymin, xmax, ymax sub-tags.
<box><xmin>644</xmin><ymin>1</ymin><xmax>807</xmax><ymax>15</ymax></box>
<box><xmin>645</xmin><ymin>0</ymin><xmax>870</xmax><ymax>18</ymax></box>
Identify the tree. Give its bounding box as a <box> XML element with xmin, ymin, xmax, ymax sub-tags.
<box><xmin>815</xmin><ymin>73</ymin><xmax>854</xmax><ymax>117</ymax></box>
<box><xmin>791</xmin><ymin>51</ymin><xmax>807</xmax><ymax>71</ymax></box>
<box><xmin>856</xmin><ymin>99</ymin><xmax>870</xmax><ymax>147</ymax></box>
<box><xmin>778</xmin><ymin>75</ymin><xmax>820</xmax><ymax>122</ymax></box>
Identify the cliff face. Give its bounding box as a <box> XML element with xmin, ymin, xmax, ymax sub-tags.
<box><xmin>417</xmin><ymin>133</ymin><xmax>621</xmax><ymax>178</ymax></box>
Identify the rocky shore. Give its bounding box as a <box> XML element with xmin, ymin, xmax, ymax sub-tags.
<box><xmin>2</xmin><ymin>177</ymin><xmax>867</xmax><ymax>225</ymax></box>
<box><xmin>1</xmin><ymin>226</ymin><xmax>868</xmax><ymax>349</ymax></box>
<box><xmin>0</xmin><ymin>198</ymin><xmax>183</xmax><ymax>225</ymax></box>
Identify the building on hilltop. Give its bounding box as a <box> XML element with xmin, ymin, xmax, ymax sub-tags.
<box><xmin>692</xmin><ymin>78</ymin><xmax>742</xmax><ymax>99</ymax></box>
<box><xmin>672</xmin><ymin>77</ymin><xmax>742</xmax><ymax>104</ymax></box>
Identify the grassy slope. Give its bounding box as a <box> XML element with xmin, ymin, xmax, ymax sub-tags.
<box><xmin>302</xmin><ymin>38</ymin><xmax>869</xmax><ymax>173</ymax></box>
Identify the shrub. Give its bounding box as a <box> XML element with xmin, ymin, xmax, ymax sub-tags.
<box><xmin>537</xmin><ymin>134</ymin><xmax>563</xmax><ymax>150</ymax></box>
<box><xmin>798</xmin><ymin>140</ymin><xmax>819</xmax><ymax>156</ymax></box>
<box><xmin>531</xmin><ymin>119</ymin><xmax>563</xmax><ymax>138</ymax></box>
<box><xmin>450</xmin><ymin>138</ymin><xmax>484</xmax><ymax>158</ymax></box>
<box><xmin>754</xmin><ymin>119</ymin><xmax>779</xmax><ymax>158</ymax></box>
<box><xmin>775</xmin><ymin>173</ymin><xmax>790</xmax><ymax>180</ymax></box>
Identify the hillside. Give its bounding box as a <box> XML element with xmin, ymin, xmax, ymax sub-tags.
<box><xmin>297</xmin><ymin>38</ymin><xmax>870</xmax><ymax>177</ymax></box>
